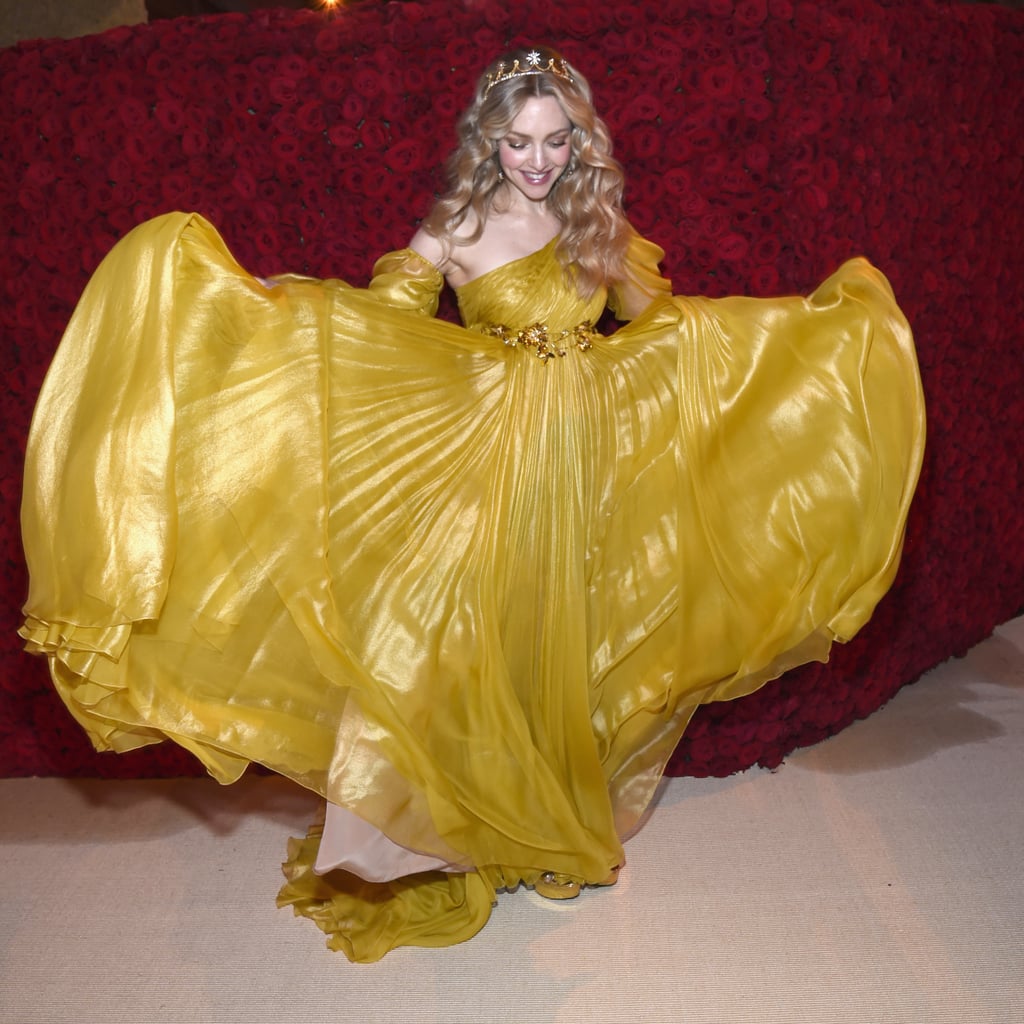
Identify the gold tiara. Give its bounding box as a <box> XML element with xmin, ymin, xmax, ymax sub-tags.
<box><xmin>484</xmin><ymin>51</ymin><xmax>574</xmax><ymax>96</ymax></box>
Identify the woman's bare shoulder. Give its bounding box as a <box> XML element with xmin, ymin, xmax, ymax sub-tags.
<box><xmin>407</xmin><ymin>227</ymin><xmax>451</xmax><ymax>274</ymax></box>
<box><xmin>410</xmin><ymin>218</ymin><xmax>488</xmax><ymax>286</ymax></box>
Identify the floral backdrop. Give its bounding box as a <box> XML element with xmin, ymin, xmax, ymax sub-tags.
<box><xmin>0</xmin><ymin>0</ymin><xmax>1021</xmax><ymax>779</ymax></box>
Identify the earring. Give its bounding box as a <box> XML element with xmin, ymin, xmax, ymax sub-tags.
<box><xmin>497</xmin><ymin>168</ymin><xmax>505</xmax><ymax>182</ymax></box>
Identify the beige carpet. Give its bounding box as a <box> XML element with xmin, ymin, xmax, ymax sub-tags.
<box><xmin>1</xmin><ymin>616</ymin><xmax>1021</xmax><ymax>1023</ymax></box>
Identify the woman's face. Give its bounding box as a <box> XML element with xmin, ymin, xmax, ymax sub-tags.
<box><xmin>496</xmin><ymin>95</ymin><xmax>573</xmax><ymax>204</ymax></box>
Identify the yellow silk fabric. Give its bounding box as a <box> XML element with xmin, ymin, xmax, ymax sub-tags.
<box><xmin>20</xmin><ymin>213</ymin><xmax>924</xmax><ymax>960</ymax></box>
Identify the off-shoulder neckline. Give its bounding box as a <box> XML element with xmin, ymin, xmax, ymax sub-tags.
<box><xmin>453</xmin><ymin>236</ymin><xmax>560</xmax><ymax>292</ymax></box>
<box><xmin>397</xmin><ymin>236</ymin><xmax>559</xmax><ymax>291</ymax></box>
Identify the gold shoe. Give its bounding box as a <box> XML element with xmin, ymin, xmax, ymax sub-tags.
<box><xmin>534</xmin><ymin>871</ymin><xmax>581</xmax><ymax>900</ymax></box>
<box><xmin>534</xmin><ymin>863</ymin><xmax>623</xmax><ymax>900</ymax></box>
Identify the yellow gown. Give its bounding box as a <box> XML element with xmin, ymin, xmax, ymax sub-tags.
<box><xmin>20</xmin><ymin>212</ymin><xmax>925</xmax><ymax>961</ymax></box>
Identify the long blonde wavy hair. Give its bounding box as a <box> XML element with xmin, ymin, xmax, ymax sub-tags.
<box><xmin>420</xmin><ymin>46</ymin><xmax>632</xmax><ymax>297</ymax></box>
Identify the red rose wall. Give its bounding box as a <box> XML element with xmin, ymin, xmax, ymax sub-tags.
<box><xmin>0</xmin><ymin>0</ymin><xmax>1021</xmax><ymax>779</ymax></box>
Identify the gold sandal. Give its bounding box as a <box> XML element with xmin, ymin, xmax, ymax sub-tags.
<box><xmin>534</xmin><ymin>863</ymin><xmax>622</xmax><ymax>900</ymax></box>
<box><xmin>534</xmin><ymin>872</ymin><xmax>581</xmax><ymax>900</ymax></box>
<box><xmin>597</xmin><ymin>864</ymin><xmax>621</xmax><ymax>887</ymax></box>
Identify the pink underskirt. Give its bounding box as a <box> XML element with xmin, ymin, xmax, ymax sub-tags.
<box><xmin>314</xmin><ymin>802</ymin><xmax>464</xmax><ymax>882</ymax></box>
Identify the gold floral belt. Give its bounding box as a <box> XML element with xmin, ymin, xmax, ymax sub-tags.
<box><xmin>482</xmin><ymin>320</ymin><xmax>598</xmax><ymax>362</ymax></box>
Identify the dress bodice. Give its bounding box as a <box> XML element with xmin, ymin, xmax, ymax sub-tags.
<box><xmin>367</xmin><ymin>232</ymin><xmax>674</xmax><ymax>337</ymax></box>
<box><xmin>454</xmin><ymin>238</ymin><xmax>607</xmax><ymax>334</ymax></box>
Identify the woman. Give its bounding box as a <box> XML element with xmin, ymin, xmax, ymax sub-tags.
<box><xmin>20</xmin><ymin>47</ymin><xmax>925</xmax><ymax>961</ymax></box>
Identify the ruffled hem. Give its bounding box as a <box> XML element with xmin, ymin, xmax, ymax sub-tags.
<box><xmin>277</xmin><ymin>811</ymin><xmax>497</xmax><ymax>962</ymax></box>
<box><xmin>19</xmin><ymin>615</ymin><xmax>130</xmax><ymax>664</ymax></box>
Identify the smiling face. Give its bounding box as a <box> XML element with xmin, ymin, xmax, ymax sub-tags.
<box><xmin>496</xmin><ymin>94</ymin><xmax>573</xmax><ymax>205</ymax></box>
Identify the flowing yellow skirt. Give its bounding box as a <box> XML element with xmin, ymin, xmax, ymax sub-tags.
<box><xmin>20</xmin><ymin>214</ymin><xmax>924</xmax><ymax>960</ymax></box>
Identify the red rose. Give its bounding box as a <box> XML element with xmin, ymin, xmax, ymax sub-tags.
<box><xmin>384</xmin><ymin>139</ymin><xmax>425</xmax><ymax>176</ymax></box>
<box><xmin>815</xmin><ymin>156</ymin><xmax>840</xmax><ymax>191</ymax></box>
<box><xmin>687</xmin><ymin>736</ymin><xmax>718</xmax><ymax>766</ymax></box>
<box><xmin>650</xmin><ymin>39</ymin><xmax>685</xmax><ymax>69</ymax></box>
<box><xmin>314</xmin><ymin>25</ymin><xmax>343</xmax><ymax>55</ymax></box>
<box><xmin>359</xmin><ymin>119</ymin><xmax>390</xmax><ymax>152</ymax></box>
<box><xmin>352</xmin><ymin>67</ymin><xmax>385</xmax><ymax>99</ymax></box>
<box><xmin>626</xmin><ymin>93</ymin><xmax>662</xmax><ymax>123</ymax></box>
<box><xmin>292</xmin><ymin>101</ymin><xmax>323</xmax><ymax>135</ymax></box>
<box><xmin>278</xmin><ymin>53</ymin><xmax>309</xmax><ymax>80</ymax></box>
<box><xmin>606</xmin><ymin>3</ymin><xmax>647</xmax><ymax>30</ymax></box>
<box><xmin>154</xmin><ymin>98</ymin><xmax>186</xmax><ymax>134</ymax></box>
<box><xmin>750</xmin><ymin>264</ymin><xmax>780</xmax><ymax>294</ymax></box>
<box><xmin>662</xmin><ymin>167</ymin><xmax>693</xmax><ymax>198</ymax></box>
<box><xmin>23</xmin><ymin>160</ymin><xmax>56</xmax><ymax>188</ymax></box>
<box><xmin>677</xmin><ymin>191</ymin><xmax>708</xmax><ymax>218</ymax></box>
<box><xmin>231</xmin><ymin>168</ymin><xmax>259</xmax><ymax>202</ymax></box>
<box><xmin>272</xmin><ymin>135</ymin><xmax>301</xmax><ymax>162</ymax></box>
<box><xmin>699</xmin><ymin>211</ymin><xmax>729</xmax><ymax>239</ymax></box>
<box><xmin>320</xmin><ymin>72</ymin><xmax>346</xmax><ymax>103</ymax></box>
<box><xmin>260</xmin><ymin>177</ymin><xmax>284</xmax><ymax>205</ymax></box>
<box><xmin>629</xmin><ymin>174</ymin><xmax>666</xmax><ymax>210</ymax></box>
<box><xmin>735</xmin><ymin>0</ymin><xmax>768</xmax><ymax>28</ymax></box>
<box><xmin>801</xmin><ymin>41</ymin><xmax>832</xmax><ymax>73</ymax></box>
<box><xmin>387</xmin><ymin>17</ymin><xmax>421</xmax><ymax>52</ymax></box>
<box><xmin>743</xmin><ymin>95</ymin><xmax>774</xmax><ymax>122</ymax></box>
<box><xmin>752</xmin><ymin>236</ymin><xmax>782</xmax><ymax>264</ymax></box>
<box><xmin>245</xmin><ymin>79</ymin><xmax>269</xmax><ymax>109</ymax></box>
<box><xmin>625</xmin><ymin>126</ymin><xmax>664</xmax><ymax>161</ymax></box>
<box><xmin>433</xmin><ymin>93</ymin><xmax>461</xmax><ymax>124</ymax></box>
<box><xmin>378</xmin><ymin>92</ymin><xmax>410</xmax><ymax>125</ymax></box>
<box><xmin>630</xmin><ymin>202</ymin><xmax>660</xmax><ymax>234</ymax></box>
<box><xmin>327</xmin><ymin>122</ymin><xmax>359</xmax><ymax>151</ymax></box>
<box><xmin>342</xmin><ymin>94</ymin><xmax>366</xmax><ymax>123</ymax></box>
<box><xmin>269</xmin><ymin>76</ymin><xmax>299</xmax><ymax>106</ymax></box>
<box><xmin>717</xmin><ymin>232</ymin><xmax>750</xmax><ymax>261</ymax></box>
<box><xmin>735</xmin><ymin>67</ymin><xmax>767</xmax><ymax>102</ymax></box>
<box><xmin>118</xmin><ymin>97</ymin><xmax>149</xmax><ymax>131</ymax></box>
<box><xmin>181</xmin><ymin>126</ymin><xmax>209</xmax><ymax>157</ymax></box>
<box><xmin>700</xmin><ymin>151</ymin><xmax>728</xmax><ymax>180</ymax></box>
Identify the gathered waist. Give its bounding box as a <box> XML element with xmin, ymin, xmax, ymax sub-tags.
<box><xmin>480</xmin><ymin>320</ymin><xmax>599</xmax><ymax>362</ymax></box>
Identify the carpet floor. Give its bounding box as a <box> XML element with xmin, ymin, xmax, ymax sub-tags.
<box><xmin>1</xmin><ymin>616</ymin><xmax>1021</xmax><ymax>1023</ymax></box>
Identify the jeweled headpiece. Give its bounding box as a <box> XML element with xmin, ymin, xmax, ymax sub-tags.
<box><xmin>484</xmin><ymin>50</ymin><xmax>574</xmax><ymax>97</ymax></box>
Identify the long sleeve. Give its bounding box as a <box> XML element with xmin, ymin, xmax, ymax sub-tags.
<box><xmin>367</xmin><ymin>248</ymin><xmax>445</xmax><ymax>317</ymax></box>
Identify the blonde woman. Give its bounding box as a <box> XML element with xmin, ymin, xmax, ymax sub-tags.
<box><xmin>414</xmin><ymin>47</ymin><xmax>630</xmax><ymax>292</ymax></box>
<box><xmin>21</xmin><ymin>47</ymin><xmax>925</xmax><ymax>961</ymax></box>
